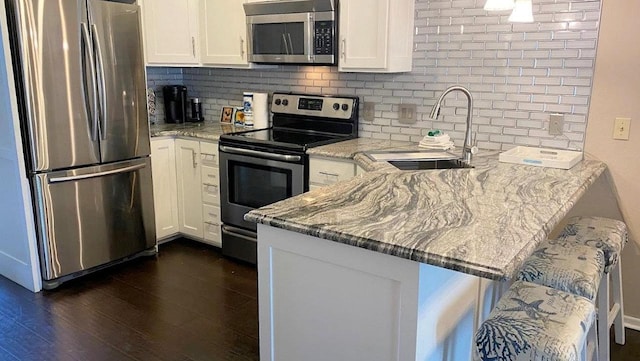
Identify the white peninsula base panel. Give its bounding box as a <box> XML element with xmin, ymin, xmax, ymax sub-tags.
<box><xmin>257</xmin><ymin>224</ymin><xmax>505</xmax><ymax>361</ymax></box>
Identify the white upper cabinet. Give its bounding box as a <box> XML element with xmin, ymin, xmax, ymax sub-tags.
<box><xmin>338</xmin><ymin>0</ymin><xmax>415</xmax><ymax>73</ymax></box>
<box><xmin>140</xmin><ymin>0</ymin><xmax>200</xmax><ymax>66</ymax></box>
<box><xmin>199</xmin><ymin>0</ymin><xmax>250</xmax><ymax>66</ymax></box>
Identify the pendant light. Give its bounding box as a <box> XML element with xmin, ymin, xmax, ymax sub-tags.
<box><xmin>483</xmin><ymin>0</ymin><xmax>514</xmax><ymax>11</ymax></box>
<box><xmin>509</xmin><ymin>0</ymin><xmax>534</xmax><ymax>22</ymax></box>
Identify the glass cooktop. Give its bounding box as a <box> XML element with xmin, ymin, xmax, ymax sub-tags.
<box><xmin>222</xmin><ymin>128</ymin><xmax>350</xmax><ymax>151</ymax></box>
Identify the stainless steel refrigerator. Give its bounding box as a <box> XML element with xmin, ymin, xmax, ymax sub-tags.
<box><xmin>5</xmin><ymin>0</ymin><xmax>156</xmax><ymax>289</ymax></box>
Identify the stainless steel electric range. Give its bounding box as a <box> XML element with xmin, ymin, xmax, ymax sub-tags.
<box><xmin>218</xmin><ymin>93</ymin><xmax>359</xmax><ymax>264</ymax></box>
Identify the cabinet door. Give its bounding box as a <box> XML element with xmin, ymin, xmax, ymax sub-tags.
<box><xmin>151</xmin><ymin>139</ymin><xmax>180</xmax><ymax>239</ymax></box>
<box><xmin>175</xmin><ymin>139</ymin><xmax>204</xmax><ymax>238</ymax></box>
<box><xmin>199</xmin><ymin>0</ymin><xmax>249</xmax><ymax>66</ymax></box>
<box><xmin>141</xmin><ymin>0</ymin><xmax>199</xmax><ymax>65</ymax></box>
<box><xmin>339</xmin><ymin>0</ymin><xmax>389</xmax><ymax>70</ymax></box>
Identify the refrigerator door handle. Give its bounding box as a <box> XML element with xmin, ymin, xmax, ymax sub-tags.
<box><xmin>91</xmin><ymin>24</ymin><xmax>108</xmax><ymax>140</ymax></box>
<box><xmin>80</xmin><ymin>23</ymin><xmax>99</xmax><ymax>142</ymax></box>
<box><xmin>49</xmin><ymin>163</ymin><xmax>146</xmax><ymax>184</ymax></box>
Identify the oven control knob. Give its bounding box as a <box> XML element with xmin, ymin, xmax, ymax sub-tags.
<box><xmin>341</xmin><ymin>104</ymin><xmax>349</xmax><ymax>111</ymax></box>
<box><xmin>274</xmin><ymin>99</ymin><xmax>281</xmax><ymax>106</ymax></box>
<box><xmin>333</xmin><ymin>103</ymin><xmax>340</xmax><ymax>110</ymax></box>
<box><xmin>282</xmin><ymin>99</ymin><xmax>289</xmax><ymax>106</ymax></box>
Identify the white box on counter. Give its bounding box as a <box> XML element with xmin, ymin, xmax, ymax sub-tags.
<box><xmin>499</xmin><ymin>146</ymin><xmax>583</xmax><ymax>169</ymax></box>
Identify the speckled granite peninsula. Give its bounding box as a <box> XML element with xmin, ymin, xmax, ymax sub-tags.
<box><xmin>246</xmin><ymin>156</ymin><xmax>607</xmax><ymax>280</ymax></box>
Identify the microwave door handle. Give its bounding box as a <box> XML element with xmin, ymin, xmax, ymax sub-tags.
<box><xmin>281</xmin><ymin>33</ymin><xmax>289</xmax><ymax>55</ymax></box>
<box><xmin>306</xmin><ymin>13</ymin><xmax>313</xmax><ymax>61</ymax></box>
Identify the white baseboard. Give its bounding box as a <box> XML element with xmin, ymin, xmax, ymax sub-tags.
<box><xmin>624</xmin><ymin>315</ymin><xmax>640</xmax><ymax>331</ymax></box>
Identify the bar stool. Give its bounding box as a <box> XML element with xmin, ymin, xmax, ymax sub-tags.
<box><xmin>556</xmin><ymin>216</ymin><xmax>628</xmax><ymax>361</ymax></box>
<box><xmin>516</xmin><ymin>240</ymin><xmax>605</xmax><ymax>302</ymax></box>
<box><xmin>473</xmin><ymin>280</ymin><xmax>597</xmax><ymax>361</ymax></box>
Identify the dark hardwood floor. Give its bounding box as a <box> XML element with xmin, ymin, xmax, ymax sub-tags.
<box><xmin>0</xmin><ymin>239</ymin><xmax>258</xmax><ymax>361</ymax></box>
<box><xmin>0</xmin><ymin>238</ymin><xmax>639</xmax><ymax>360</ymax></box>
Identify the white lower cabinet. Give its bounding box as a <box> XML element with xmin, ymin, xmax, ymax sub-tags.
<box><xmin>150</xmin><ymin>137</ymin><xmax>221</xmax><ymax>247</ymax></box>
<box><xmin>200</xmin><ymin>141</ymin><xmax>222</xmax><ymax>247</ymax></box>
<box><xmin>309</xmin><ymin>156</ymin><xmax>358</xmax><ymax>189</ymax></box>
<box><xmin>150</xmin><ymin>138</ymin><xmax>180</xmax><ymax>239</ymax></box>
<box><xmin>175</xmin><ymin>139</ymin><xmax>204</xmax><ymax>239</ymax></box>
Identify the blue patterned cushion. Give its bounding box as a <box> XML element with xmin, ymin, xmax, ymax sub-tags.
<box><xmin>557</xmin><ymin>216</ymin><xmax>628</xmax><ymax>273</ymax></box>
<box><xmin>473</xmin><ymin>280</ymin><xmax>595</xmax><ymax>361</ymax></box>
<box><xmin>516</xmin><ymin>240</ymin><xmax>604</xmax><ymax>302</ymax></box>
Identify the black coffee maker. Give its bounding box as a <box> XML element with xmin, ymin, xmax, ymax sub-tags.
<box><xmin>162</xmin><ymin>85</ymin><xmax>188</xmax><ymax>123</ymax></box>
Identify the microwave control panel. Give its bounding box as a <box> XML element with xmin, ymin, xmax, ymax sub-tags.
<box><xmin>314</xmin><ymin>21</ymin><xmax>334</xmax><ymax>55</ymax></box>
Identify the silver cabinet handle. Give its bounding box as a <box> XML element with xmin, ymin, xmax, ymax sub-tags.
<box><xmin>220</xmin><ymin>145</ymin><xmax>302</xmax><ymax>162</ymax></box>
<box><xmin>80</xmin><ymin>23</ymin><xmax>99</xmax><ymax>142</ymax></box>
<box><xmin>319</xmin><ymin>171</ymin><xmax>339</xmax><ymax>177</ymax></box>
<box><xmin>191</xmin><ymin>149</ymin><xmax>198</xmax><ymax>168</ymax></box>
<box><xmin>341</xmin><ymin>38</ymin><xmax>346</xmax><ymax>60</ymax></box>
<box><xmin>50</xmin><ymin>163</ymin><xmax>146</xmax><ymax>183</ymax></box>
<box><xmin>192</xmin><ymin>36</ymin><xmax>196</xmax><ymax>57</ymax></box>
<box><xmin>91</xmin><ymin>24</ymin><xmax>107</xmax><ymax>141</ymax></box>
<box><xmin>240</xmin><ymin>37</ymin><xmax>245</xmax><ymax>59</ymax></box>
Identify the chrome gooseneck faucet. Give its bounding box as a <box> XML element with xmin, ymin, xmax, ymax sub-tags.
<box><xmin>429</xmin><ymin>85</ymin><xmax>476</xmax><ymax>164</ymax></box>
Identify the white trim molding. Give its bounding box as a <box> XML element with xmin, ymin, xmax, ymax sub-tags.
<box><xmin>624</xmin><ymin>315</ymin><xmax>640</xmax><ymax>332</ymax></box>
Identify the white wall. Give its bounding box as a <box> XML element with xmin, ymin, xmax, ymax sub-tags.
<box><xmin>585</xmin><ymin>0</ymin><xmax>640</xmax><ymax>318</ymax></box>
<box><xmin>0</xmin><ymin>1</ymin><xmax>41</xmax><ymax>292</ymax></box>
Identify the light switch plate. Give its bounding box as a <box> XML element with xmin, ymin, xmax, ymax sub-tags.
<box><xmin>613</xmin><ymin>117</ymin><xmax>631</xmax><ymax>140</ymax></box>
<box><xmin>398</xmin><ymin>104</ymin><xmax>417</xmax><ymax>124</ymax></box>
<box><xmin>363</xmin><ymin>102</ymin><xmax>375</xmax><ymax>121</ymax></box>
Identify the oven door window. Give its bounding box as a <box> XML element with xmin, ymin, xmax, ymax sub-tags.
<box><xmin>228</xmin><ymin>160</ymin><xmax>293</xmax><ymax>209</ymax></box>
<box><xmin>252</xmin><ymin>22</ymin><xmax>305</xmax><ymax>55</ymax></box>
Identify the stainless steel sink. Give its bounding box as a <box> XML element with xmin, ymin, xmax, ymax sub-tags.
<box><xmin>363</xmin><ymin>150</ymin><xmax>473</xmax><ymax>170</ymax></box>
<box><xmin>364</xmin><ymin>150</ymin><xmax>459</xmax><ymax>162</ymax></box>
<box><xmin>388</xmin><ymin>158</ymin><xmax>473</xmax><ymax>170</ymax></box>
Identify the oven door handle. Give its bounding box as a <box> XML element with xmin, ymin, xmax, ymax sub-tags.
<box><xmin>220</xmin><ymin>145</ymin><xmax>302</xmax><ymax>162</ymax></box>
<box><xmin>222</xmin><ymin>225</ymin><xmax>257</xmax><ymax>241</ymax></box>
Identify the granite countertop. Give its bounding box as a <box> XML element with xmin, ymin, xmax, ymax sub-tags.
<box><xmin>150</xmin><ymin>122</ymin><xmax>244</xmax><ymax>141</ymax></box>
<box><xmin>307</xmin><ymin>138</ymin><xmax>415</xmax><ymax>159</ymax></box>
<box><xmin>245</xmin><ymin>155</ymin><xmax>607</xmax><ymax>280</ymax></box>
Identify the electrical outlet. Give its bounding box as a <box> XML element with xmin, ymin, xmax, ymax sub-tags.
<box><xmin>549</xmin><ymin>113</ymin><xmax>564</xmax><ymax>136</ymax></box>
<box><xmin>363</xmin><ymin>102</ymin><xmax>375</xmax><ymax>121</ymax></box>
<box><xmin>398</xmin><ymin>104</ymin><xmax>417</xmax><ymax>124</ymax></box>
<box><xmin>613</xmin><ymin>117</ymin><xmax>631</xmax><ymax>140</ymax></box>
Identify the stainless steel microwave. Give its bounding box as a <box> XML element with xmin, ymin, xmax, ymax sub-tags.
<box><xmin>243</xmin><ymin>0</ymin><xmax>336</xmax><ymax>65</ymax></box>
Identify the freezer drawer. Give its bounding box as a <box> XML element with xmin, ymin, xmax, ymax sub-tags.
<box><xmin>33</xmin><ymin>158</ymin><xmax>156</xmax><ymax>282</ymax></box>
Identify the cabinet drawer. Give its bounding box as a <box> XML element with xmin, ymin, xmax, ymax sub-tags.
<box><xmin>200</xmin><ymin>142</ymin><xmax>219</xmax><ymax>167</ymax></box>
<box><xmin>201</xmin><ymin>166</ymin><xmax>220</xmax><ymax>205</ymax></box>
<box><xmin>203</xmin><ymin>204</ymin><xmax>221</xmax><ymax>225</ymax></box>
<box><xmin>309</xmin><ymin>157</ymin><xmax>356</xmax><ymax>185</ymax></box>
<box><xmin>203</xmin><ymin>222</ymin><xmax>221</xmax><ymax>247</ymax></box>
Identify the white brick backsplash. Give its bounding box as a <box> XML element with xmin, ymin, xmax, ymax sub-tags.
<box><xmin>147</xmin><ymin>0</ymin><xmax>600</xmax><ymax>151</ymax></box>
